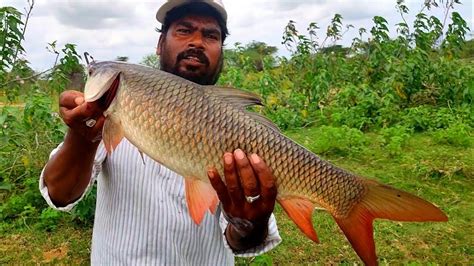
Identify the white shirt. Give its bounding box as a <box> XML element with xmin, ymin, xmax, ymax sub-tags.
<box><xmin>40</xmin><ymin>139</ymin><xmax>281</xmax><ymax>265</ymax></box>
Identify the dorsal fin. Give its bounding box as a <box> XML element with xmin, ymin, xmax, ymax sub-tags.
<box><xmin>204</xmin><ymin>86</ymin><xmax>280</xmax><ymax>132</ymax></box>
<box><xmin>245</xmin><ymin>111</ymin><xmax>280</xmax><ymax>132</ymax></box>
<box><xmin>204</xmin><ymin>86</ymin><xmax>263</xmax><ymax>109</ymax></box>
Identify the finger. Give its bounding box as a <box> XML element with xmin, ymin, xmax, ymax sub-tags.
<box><xmin>234</xmin><ymin>149</ymin><xmax>259</xmax><ymax>199</ymax></box>
<box><xmin>223</xmin><ymin>152</ymin><xmax>244</xmax><ymax>205</ymax></box>
<box><xmin>61</xmin><ymin>101</ymin><xmax>103</xmax><ymax>124</ymax></box>
<box><xmin>60</xmin><ymin>90</ymin><xmax>102</xmax><ymax>115</ymax></box>
<box><xmin>250</xmin><ymin>153</ymin><xmax>277</xmax><ymax>202</ymax></box>
<box><xmin>93</xmin><ymin>115</ymin><xmax>106</xmax><ymax>131</ymax></box>
<box><xmin>207</xmin><ymin>167</ymin><xmax>231</xmax><ymax>207</ymax></box>
<box><xmin>75</xmin><ymin>96</ymin><xmax>85</xmax><ymax>106</ymax></box>
<box><xmin>87</xmin><ymin>115</ymin><xmax>106</xmax><ymax>142</ymax></box>
<box><xmin>60</xmin><ymin>104</ymin><xmax>89</xmax><ymax>125</ymax></box>
<box><xmin>59</xmin><ymin>90</ymin><xmax>84</xmax><ymax>109</ymax></box>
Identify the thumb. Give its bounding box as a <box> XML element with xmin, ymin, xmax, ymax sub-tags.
<box><xmin>75</xmin><ymin>96</ymin><xmax>85</xmax><ymax>106</ymax></box>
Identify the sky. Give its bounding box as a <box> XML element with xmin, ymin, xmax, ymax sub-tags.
<box><xmin>3</xmin><ymin>0</ymin><xmax>473</xmax><ymax>71</ymax></box>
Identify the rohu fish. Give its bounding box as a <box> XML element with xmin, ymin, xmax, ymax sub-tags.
<box><xmin>84</xmin><ymin>61</ymin><xmax>448</xmax><ymax>265</ymax></box>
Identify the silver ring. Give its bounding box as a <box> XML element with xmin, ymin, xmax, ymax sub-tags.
<box><xmin>85</xmin><ymin>118</ymin><xmax>97</xmax><ymax>128</ymax></box>
<box><xmin>245</xmin><ymin>194</ymin><xmax>261</xmax><ymax>203</ymax></box>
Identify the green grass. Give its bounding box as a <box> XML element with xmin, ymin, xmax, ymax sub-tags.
<box><xmin>0</xmin><ymin>222</ymin><xmax>92</xmax><ymax>265</ymax></box>
<box><xmin>1</xmin><ymin>127</ymin><xmax>472</xmax><ymax>264</ymax></box>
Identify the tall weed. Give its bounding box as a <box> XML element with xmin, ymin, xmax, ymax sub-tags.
<box><xmin>1</xmin><ymin>5</ymin><xmax>91</xmax><ymax>229</ymax></box>
<box><xmin>433</xmin><ymin>123</ymin><xmax>472</xmax><ymax>147</ymax></box>
<box><xmin>304</xmin><ymin>126</ymin><xmax>369</xmax><ymax>157</ymax></box>
<box><xmin>220</xmin><ymin>1</ymin><xmax>472</xmax><ymax>130</ymax></box>
<box><xmin>379</xmin><ymin>125</ymin><xmax>413</xmax><ymax>156</ymax></box>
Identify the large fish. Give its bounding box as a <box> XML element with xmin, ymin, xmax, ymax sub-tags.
<box><xmin>84</xmin><ymin>61</ymin><xmax>447</xmax><ymax>265</ymax></box>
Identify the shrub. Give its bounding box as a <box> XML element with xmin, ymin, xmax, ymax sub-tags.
<box><xmin>433</xmin><ymin>123</ymin><xmax>472</xmax><ymax>147</ymax></box>
<box><xmin>306</xmin><ymin>126</ymin><xmax>369</xmax><ymax>156</ymax></box>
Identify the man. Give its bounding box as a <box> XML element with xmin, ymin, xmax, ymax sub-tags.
<box><xmin>40</xmin><ymin>0</ymin><xmax>281</xmax><ymax>264</ymax></box>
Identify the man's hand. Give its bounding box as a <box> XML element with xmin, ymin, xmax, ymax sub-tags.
<box><xmin>43</xmin><ymin>90</ymin><xmax>106</xmax><ymax>207</ymax></box>
<box><xmin>208</xmin><ymin>149</ymin><xmax>277</xmax><ymax>251</ymax></box>
<box><xmin>59</xmin><ymin>90</ymin><xmax>105</xmax><ymax>143</ymax></box>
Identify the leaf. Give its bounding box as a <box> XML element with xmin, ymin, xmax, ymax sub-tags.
<box><xmin>250</xmin><ymin>254</ymin><xmax>273</xmax><ymax>266</ymax></box>
<box><xmin>0</xmin><ymin>182</ymin><xmax>13</xmax><ymax>191</ymax></box>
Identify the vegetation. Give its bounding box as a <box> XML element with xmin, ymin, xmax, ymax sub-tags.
<box><xmin>1</xmin><ymin>0</ymin><xmax>473</xmax><ymax>264</ymax></box>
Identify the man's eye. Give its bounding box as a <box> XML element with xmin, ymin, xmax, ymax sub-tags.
<box><xmin>177</xmin><ymin>28</ymin><xmax>191</xmax><ymax>34</ymax></box>
<box><xmin>206</xmin><ymin>34</ymin><xmax>219</xmax><ymax>40</ymax></box>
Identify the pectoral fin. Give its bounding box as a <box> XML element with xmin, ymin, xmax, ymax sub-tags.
<box><xmin>102</xmin><ymin>118</ymin><xmax>124</xmax><ymax>154</ymax></box>
<box><xmin>185</xmin><ymin>177</ymin><xmax>219</xmax><ymax>224</ymax></box>
<box><xmin>278</xmin><ymin>196</ymin><xmax>319</xmax><ymax>243</ymax></box>
<box><xmin>138</xmin><ymin>150</ymin><xmax>146</xmax><ymax>165</ymax></box>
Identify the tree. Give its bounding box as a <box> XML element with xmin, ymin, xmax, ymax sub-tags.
<box><xmin>140</xmin><ymin>54</ymin><xmax>160</xmax><ymax>69</ymax></box>
<box><xmin>115</xmin><ymin>56</ymin><xmax>129</xmax><ymax>62</ymax></box>
<box><xmin>319</xmin><ymin>45</ymin><xmax>350</xmax><ymax>56</ymax></box>
<box><xmin>224</xmin><ymin>41</ymin><xmax>278</xmax><ymax>71</ymax></box>
<box><xmin>460</xmin><ymin>38</ymin><xmax>474</xmax><ymax>59</ymax></box>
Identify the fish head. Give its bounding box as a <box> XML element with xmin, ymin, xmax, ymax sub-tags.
<box><xmin>84</xmin><ymin>61</ymin><xmax>122</xmax><ymax>103</ymax></box>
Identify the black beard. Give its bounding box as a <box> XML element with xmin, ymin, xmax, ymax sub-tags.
<box><xmin>177</xmin><ymin>48</ymin><xmax>210</xmax><ymax>66</ymax></box>
<box><xmin>160</xmin><ymin>47</ymin><xmax>223</xmax><ymax>85</ymax></box>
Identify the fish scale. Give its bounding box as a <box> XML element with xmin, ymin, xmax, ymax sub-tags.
<box><xmin>84</xmin><ymin>61</ymin><xmax>448</xmax><ymax>265</ymax></box>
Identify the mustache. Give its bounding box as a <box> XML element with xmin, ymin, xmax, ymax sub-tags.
<box><xmin>177</xmin><ymin>49</ymin><xmax>209</xmax><ymax>65</ymax></box>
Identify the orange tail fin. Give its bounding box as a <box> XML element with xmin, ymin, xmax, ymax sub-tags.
<box><xmin>334</xmin><ymin>179</ymin><xmax>448</xmax><ymax>265</ymax></box>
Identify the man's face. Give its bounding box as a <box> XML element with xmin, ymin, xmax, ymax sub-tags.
<box><xmin>157</xmin><ymin>15</ymin><xmax>223</xmax><ymax>85</ymax></box>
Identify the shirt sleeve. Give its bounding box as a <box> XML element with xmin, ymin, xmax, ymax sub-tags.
<box><xmin>218</xmin><ymin>210</ymin><xmax>282</xmax><ymax>257</ymax></box>
<box><xmin>39</xmin><ymin>141</ymin><xmax>107</xmax><ymax>212</ymax></box>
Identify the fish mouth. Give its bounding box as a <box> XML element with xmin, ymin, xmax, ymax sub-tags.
<box><xmin>98</xmin><ymin>73</ymin><xmax>121</xmax><ymax>110</ymax></box>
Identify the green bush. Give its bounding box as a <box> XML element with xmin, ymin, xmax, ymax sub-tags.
<box><xmin>433</xmin><ymin>123</ymin><xmax>472</xmax><ymax>147</ymax></box>
<box><xmin>0</xmin><ymin>90</ymin><xmax>65</xmax><ymax>223</ymax></box>
<box><xmin>400</xmin><ymin>105</ymin><xmax>473</xmax><ymax>131</ymax></box>
<box><xmin>38</xmin><ymin>208</ymin><xmax>64</xmax><ymax>231</ymax></box>
<box><xmin>1</xmin><ymin>6</ymin><xmax>90</xmax><ymax>228</ymax></box>
<box><xmin>71</xmin><ymin>185</ymin><xmax>97</xmax><ymax>225</ymax></box>
<box><xmin>306</xmin><ymin>126</ymin><xmax>368</xmax><ymax>156</ymax></box>
<box><xmin>219</xmin><ymin>1</ymin><xmax>472</xmax><ymax>133</ymax></box>
<box><xmin>379</xmin><ymin>125</ymin><xmax>413</xmax><ymax>156</ymax></box>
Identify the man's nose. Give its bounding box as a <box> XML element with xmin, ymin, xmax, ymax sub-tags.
<box><xmin>188</xmin><ymin>32</ymin><xmax>204</xmax><ymax>49</ymax></box>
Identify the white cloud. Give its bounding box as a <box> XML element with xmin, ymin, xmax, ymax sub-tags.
<box><xmin>48</xmin><ymin>1</ymin><xmax>138</xmax><ymax>29</ymax></box>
